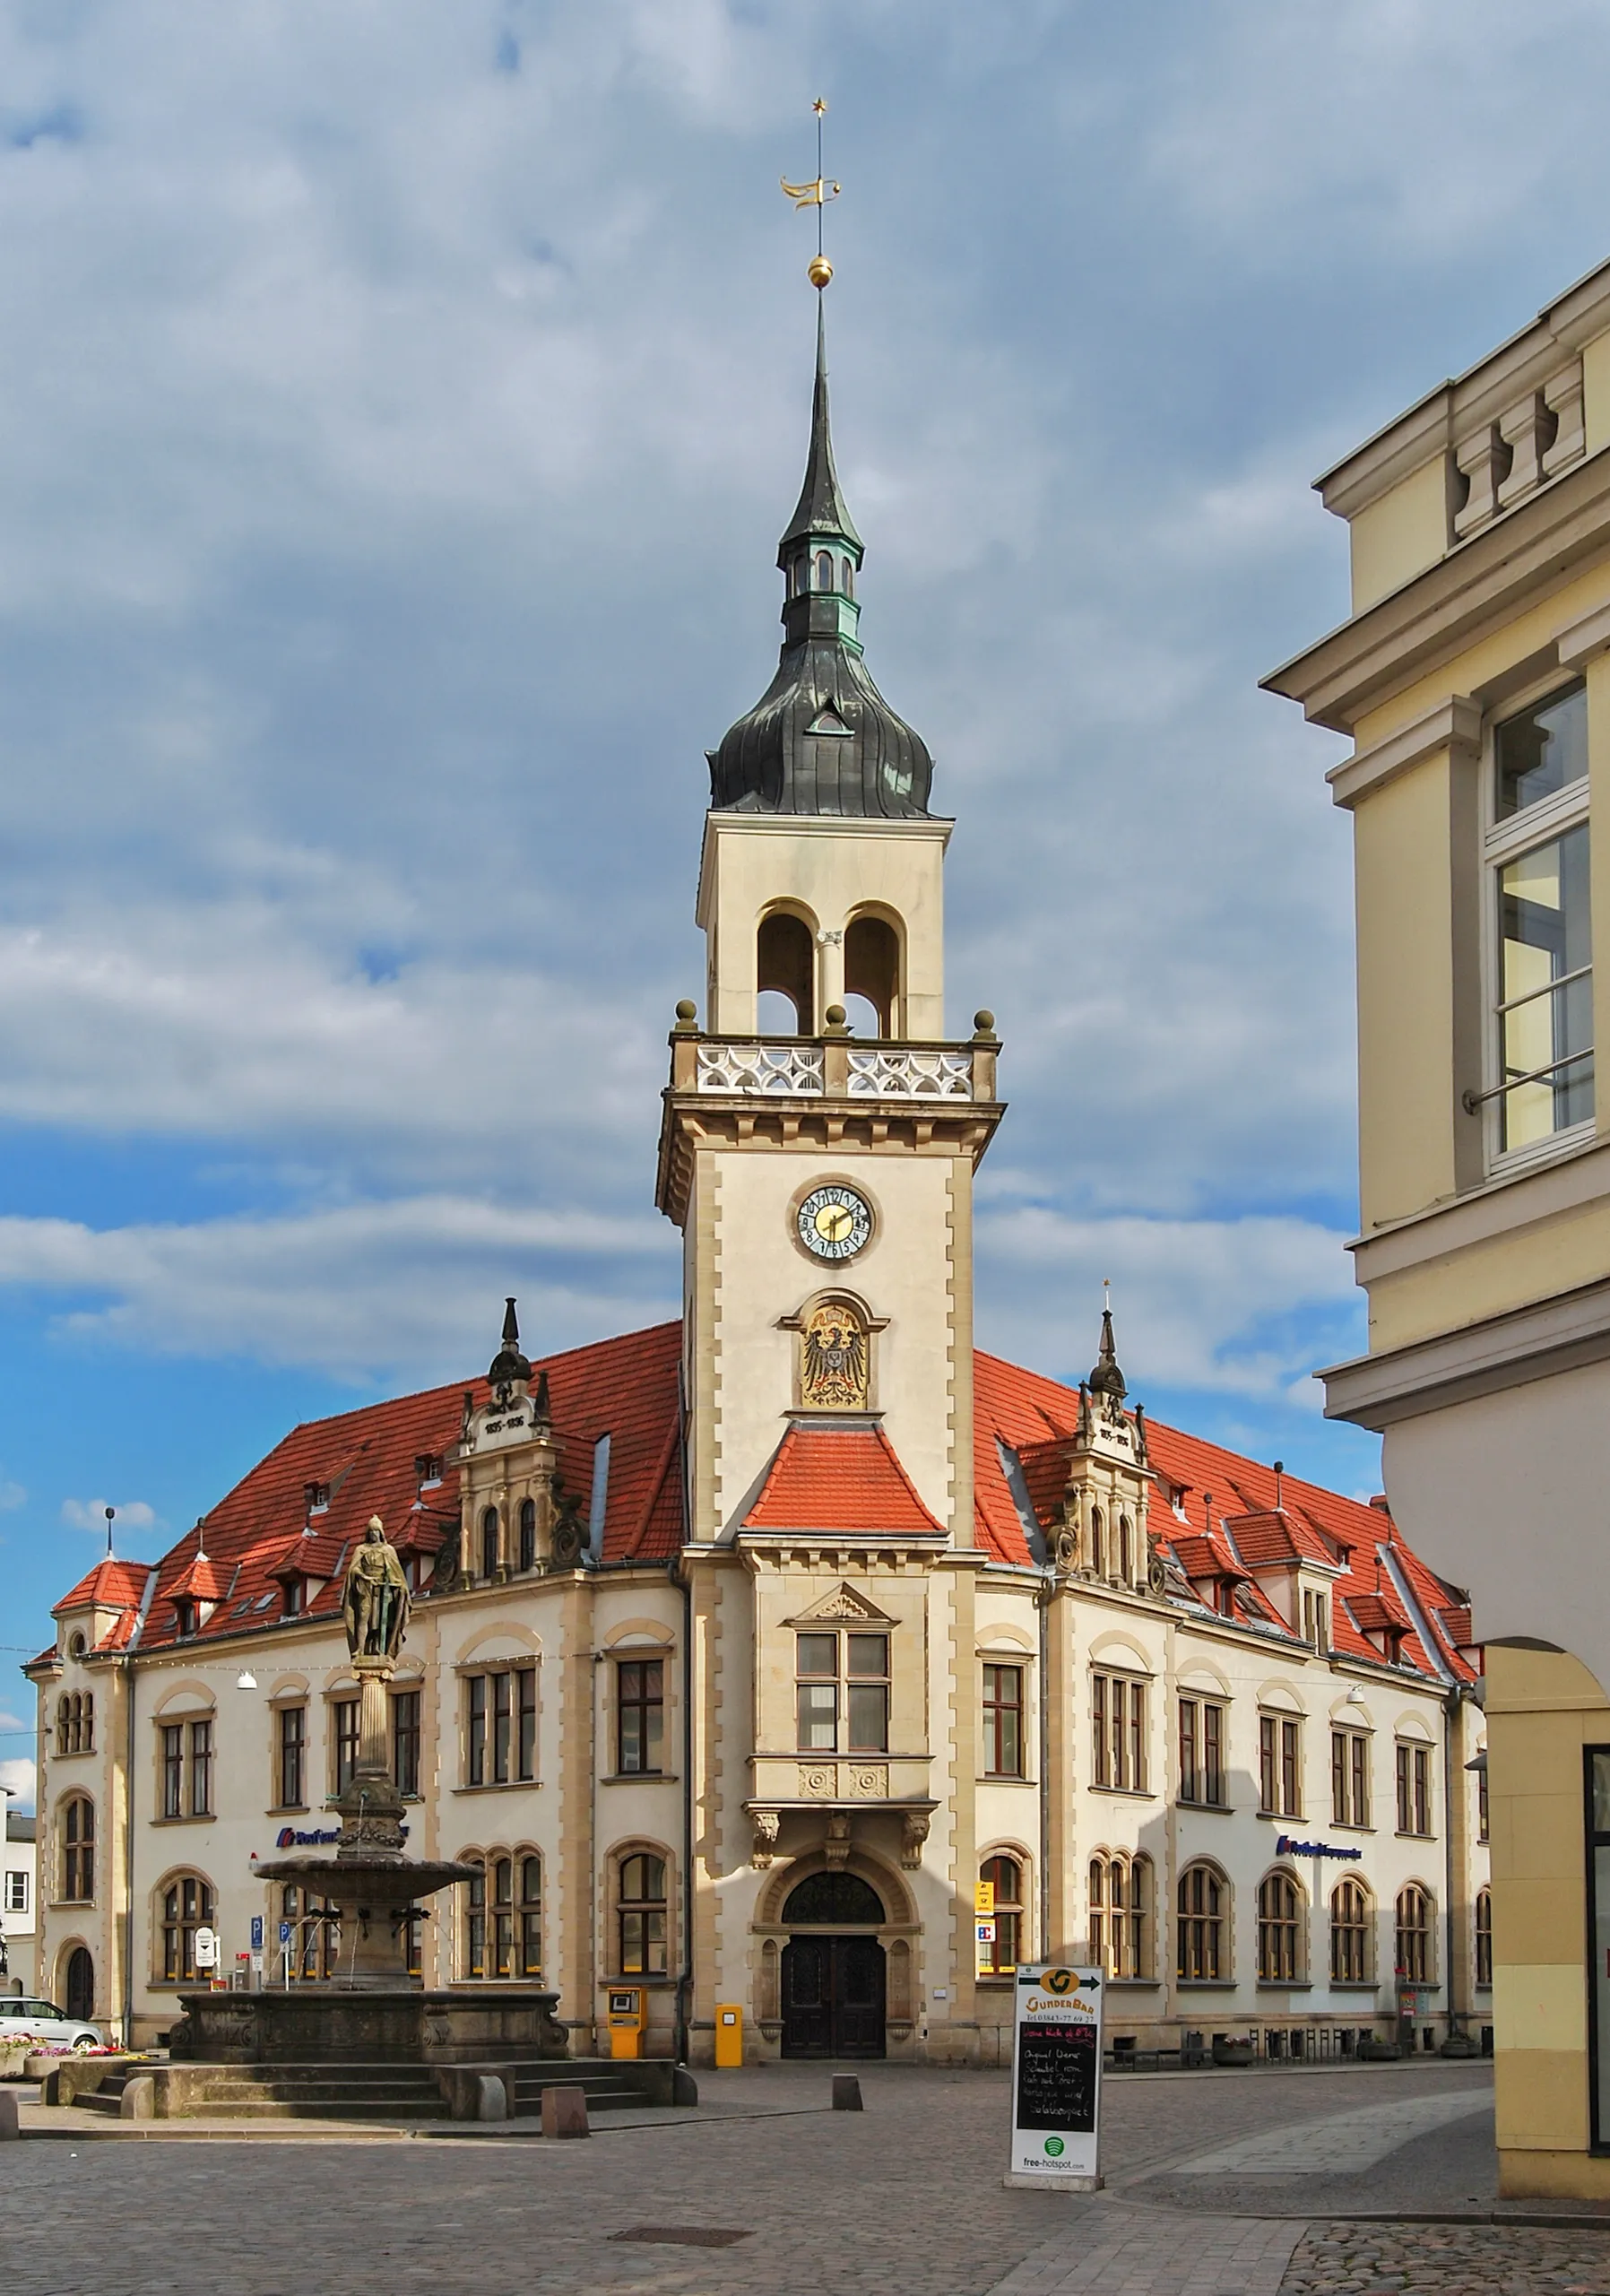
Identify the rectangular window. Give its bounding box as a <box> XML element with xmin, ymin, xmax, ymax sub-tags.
<box><xmin>1487</xmin><ymin>684</ymin><xmax>1593</xmax><ymax>1160</ymax></box>
<box><xmin>1179</xmin><ymin>1695</ymin><xmax>1225</xmax><ymax>1806</ymax></box>
<box><xmin>1396</xmin><ymin>1741</ymin><xmax>1433</xmax><ymax>1836</ymax></box>
<box><xmin>1478</xmin><ymin>1759</ymin><xmax>1490</xmax><ymax>1843</ymax></box>
<box><xmin>983</xmin><ymin>1663</ymin><xmax>1024</xmax><ymax>1778</ymax></box>
<box><xmin>1259</xmin><ymin>1714</ymin><xmax>1302</xmax><ymax>1817</ymax></box>
<box><xmin>463</xmin><ymin>1669</ymin><xmax>537</xmax><ymax>1785</ymax></box>
<box><xmin>188</xmin><ymin>1718</ymin><xmax>212</xmax><ymax>1817</ymax></box>
<box><xmin>161</xmin><ymin>1723</ymin><xmax>184</xmax><ymax>1820</ymax></box>
<box><xmin>392</xmin><ymin>1690</ymin><xmax>420</xmax><ymax>1798</ymax></box>
<box><xmin>1093</xmin><ymin>1672</ymin><xmax>1146</xmax><ymax>1792</ymax></box>
<box><xmin>1331</xmin><ymin>1728</ymin><xmax>1370</xmax><ymax>1828</ymax></box>
<box><xmin>277</xmin><ymin>1704</ymin><xmax>306</xmax><ymax>1809</ymax></box>
<box><xmin>333</xmin><ymin>1698</ymin><xmax>359</xmax><ymax>1795</ymax></box>
<box><xmin>1303</xmin><ymin>1590</ymin><xmax>1329</xmax><ymax>1651</ymax></box>
<box><xmin>4</xmin><ymin>1869</ymin><xmax>28</xmax><ymax>1913</ymax></box>
<box><xmin>618</xmin><ymin>1659</ymin><xmax>665</xmax><ymax>1774</ymax></box>
<box><xmin>794</xmin><ymin>1633</ymin><xmax>890</xmax><ymax>1757</ymax></box>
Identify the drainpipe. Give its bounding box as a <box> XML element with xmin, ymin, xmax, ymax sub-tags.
<box><xmin>671</xmin><ymin>1555</ymin><xmax>694</xmax><ymax>2067</ymax></box>
<box><xmin>122</xmin><ymin>1651</ymin><xmax>137</xmax><ymax>2049</ymax></box>
<box><xmin>1443</xmin><ymin>1686</ymin><xmax>1462</xmax><ymax>2039</ymax></box>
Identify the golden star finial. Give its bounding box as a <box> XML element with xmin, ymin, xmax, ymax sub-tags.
<box><xmin>781</xmin><ymin>96</ymin><xmax>839</xmax><ymax>289</ymax></box>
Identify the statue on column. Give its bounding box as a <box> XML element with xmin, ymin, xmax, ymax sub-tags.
<box><xmin>344</xmin><ymin>1516</ymin><xmax>411</xmax><ymax>1660</ymax></box>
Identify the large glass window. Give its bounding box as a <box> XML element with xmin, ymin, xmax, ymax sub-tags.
<box><xmin>1495</xmin><ymin>821</ymin><xmax>1592</xmax><ymax>1149</ymax></box>
<box><xmin>60</xmin><ymin>1797</ymin><xmax>94</xmax><ymax>1902</ymax></box>
<box><xmin>277</xmin><ymin>1704</ymin><xmax>306</xmax><ymax>1809</ymax></box>
<box><xmin>1089</xmin><ymin>1851</ymin><xmax>1152</xmax><ymax>1980</ymax></box>
<box><xmin>160</xmin><ymin>1873</ymin><xmax>215</xmax><ymax>1981</ymax></box>
<box><xmin>161</xmin><ymin>1723</ymin><xmax>184</xmax><ymax>1819</ymax></box>
<box><xmin>1176</xmin><ymin>1863</ymin><xmax>1225</xmax><ymax>1981</ymax></box>
<box><xmin>1330</xmin><ymin>1877</ymin><xmax>1373</xmax><ymax>1983</ymax></box>
<box><xmin>188</xmin><ymin>1719</ymin><xmax>213</xmax><ymax>1817</ymax></box>
<box><xmin>392</xmin><ymin>1690</ymin><xmax>420</xmax><ymax>1798</ymax></box>
<box><xmin>1396</xmin><ymin>1741</ymin><xmax>1433</xmax><ymax>1837</ymax></box>
<box><xmin>465</xmin><ymin>1668</ymin><xmax>537</xmax><ymax>1785</ymax></box>
<box><xmin>333</xmin><ymin>1698</ymin><xmax>360</xmax><ymax>1794</ymax></box>
<box><xmin>1395</xmin><ymin>1884</ymin><xmax>1433</xmax><ymax>1984</ymax></box>
<box><xmin>1331</xmin><ymin>1728</ymin><xmax>1370</xmax><ymax>1827</ymax></box>
<box><xmin>1259</xmin><ymin>1714</ymin><xmax>1303</xmax><ymax>1817</ymax></box>
<box><xmin>1257</xmin><ymin>1870</ymin><xmax>1302</xmax><ymax>1982</ymax></box>
<box><xmin>980</xmin><ymin>1854</ymin><xmax>1025</xmax><ymax>1974</ymax></box>
<box><xmin>619</xmin><ymin>1852</ymin><xmax>668</xmax><ymax>1976</ymax></box>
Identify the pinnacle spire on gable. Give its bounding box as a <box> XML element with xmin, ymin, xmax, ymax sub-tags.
<box><xmin>779</xmin><ymin>303</ymin><xmax>861</xmax><ymax>555</ymax></box>
<box><xmin>1087</xmin><ymin>1303</ymin><xmax>1127</xmax><ymax>1405</ymax></box>
<box><xmin>488</xmin><ymin>1296</ymin><xmax>532</xmax><ymax>1396</ymax></box>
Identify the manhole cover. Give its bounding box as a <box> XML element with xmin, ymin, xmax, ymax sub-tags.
<box><xmin>609</xmin><ymin>2227</ymin><xmax>753</xmax><ymax>2248</ymax></box>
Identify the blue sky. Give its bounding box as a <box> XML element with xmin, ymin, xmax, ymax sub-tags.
<box><xmin>5</xmin><ymin>0</ymin><xmax>1610</xmax><ymax>1801</ymax></box>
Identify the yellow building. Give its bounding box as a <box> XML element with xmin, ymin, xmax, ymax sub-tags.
<box><xmin>1267</xmin><ymin>255</ymin><xmax>1610</xmax><ymax>2198</ymax></box>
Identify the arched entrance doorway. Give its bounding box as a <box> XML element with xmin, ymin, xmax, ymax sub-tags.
<box><xmin>63</xmin><ymin>1946</ymin><xmax>93</xmax><ymax>2022</ymax></box>
<box><xmin>780</xmin><ymin>1870</ymin><xmax>886</xmax><ymax>2059</ymax></box>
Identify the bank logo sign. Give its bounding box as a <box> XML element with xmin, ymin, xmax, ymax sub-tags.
<box><xmin>1007</xmin><ymin>1962</ymin><xmax>1104</xmax><ymax>2188</ymax></box>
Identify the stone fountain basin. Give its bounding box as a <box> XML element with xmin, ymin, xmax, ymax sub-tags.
<box><xmin>255</xmin><ymin>1851</ymin><xmax>477</xmax><ymax>1904</ymax></box>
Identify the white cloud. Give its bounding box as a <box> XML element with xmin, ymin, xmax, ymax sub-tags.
<box><xmin>0</xmin><ymin>1756</ymin><xmax>36</xmax><ymax>1813</ymax></box>
<box><xmin>0</xmin><ymin>1477</ymin><xmax>24</xmax><ymax>1513</ymax></box>
<box><xmin>59</xmin><ymin>1498</ymin><xmax>158</xmax><ymax>1534</ymax></box>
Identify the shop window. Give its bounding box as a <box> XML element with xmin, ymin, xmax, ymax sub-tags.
<box><xmin>1176</xmin><ymin>1862</ymin><xmax>1226</xmax><ymax>1982</ymax></box>
<box><xmin>617</xmin><ymin>1659</ymin><xmax>664</xmax><ymax>1775</ymax></box>
<box><xmin>160</xmin><ymin>1872</ymin><xmax>216</xmax><ymax>1981</ymax></box>
<box><xmin>1089</xmin><ymin>1851</ymin><xmax>1152</xmax><ymax>1980</ymax></box>
<box><xmin>1395</xmin><ymin>1884</ymin><xmax>1434</xmax><ymax>1984</ymax></box>
<box><xmin>1330</xmin><ymin>1876</ymin><xmax>1373</xmax><ymax>1983</ymax></box>
<box><xmin>980</xmin><ymin>1854</ymin><xmax>1025</xmax><ymax>1973</ymax></box>
<box><xmin>619</xmin><ymin>1852</ymin><xmax>668</xmax><ymax>1976</ymax></box>
<box><xmin>1257</xmin><ymin>1869</ymin><xmax>1303</xmax><ymax>1983</ymax></box>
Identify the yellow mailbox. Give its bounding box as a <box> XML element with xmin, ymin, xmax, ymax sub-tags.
<box><xmin>714</xmin><ymin>2003</ymin><xmax>743</xmax><ymax>2068</ymax></box>
<box><xmin>607</xmin><ymin>1986</ymin><xmax>647</xmax><ymax>2059</ymax></box>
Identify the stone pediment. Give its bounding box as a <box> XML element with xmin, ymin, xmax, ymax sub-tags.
<box><xmin>789</xmin><ymin>1581</ymin><xmax>895</xmax><ymax>1627</ymax></box>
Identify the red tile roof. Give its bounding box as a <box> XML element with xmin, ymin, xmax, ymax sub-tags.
<box><xmin>743</xmin><ymin>1424</ymin><xmax>945</xmax><ymax>1536</ymax></box>
<box><xmin>37</xmin><ymin>1321</ymin><xmax>1473</xmax><ymax>1686</ymax></box>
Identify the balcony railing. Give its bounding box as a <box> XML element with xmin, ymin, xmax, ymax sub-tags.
<box><xmin>690</xmin><ymin>1037</ymin><xmax>990</xmax><ymax>1101</ymax></box>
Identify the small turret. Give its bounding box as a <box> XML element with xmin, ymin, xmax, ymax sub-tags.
<box><xmin>488</xmin><ymin>1297</ymin><xmax>532</xmax><ymax>1400</ymax></box>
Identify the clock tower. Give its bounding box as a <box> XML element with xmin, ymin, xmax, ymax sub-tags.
<box><xmin>654</xmin><ymin>302</ymin><xmax>1005</xmax><ymax>1547</ymax></box>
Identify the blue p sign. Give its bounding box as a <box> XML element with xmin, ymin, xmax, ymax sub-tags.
<box><xmin>278</xmin><ymin>1922</ymin><xmax>291</xmax><ymax>1945</ymax></box>
<box><xmin>250</xmin><ymin>1916</ymin><xmax>264</xmax><ymax>1951</ymax></box>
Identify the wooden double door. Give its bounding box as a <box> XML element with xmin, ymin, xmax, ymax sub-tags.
<box><xmin>781</xmin><ymin>1934</ymin><xmax>886</xmax><ymax>2058</ymax></box>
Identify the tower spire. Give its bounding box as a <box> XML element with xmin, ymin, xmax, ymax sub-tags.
<box><xmin>780</xmin><ymin>302</ymin><xmax>861</xmax><ymax>556</ymax></box>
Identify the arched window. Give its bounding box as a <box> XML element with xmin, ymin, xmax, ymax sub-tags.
<box><xmin>463</xmin><ymin>1857</ymin><xmax>487</xmax><ymax>1979</ymax></box>
<box><xmin>757</xmin><ymin>909</ymin><xmax>814</xmax><ymax>1035</ymax></box>
<box><xmin>1177</xmin><ymin>1863</ymin><xmax>1225</xmax><ymax>1981</ymax></box>
<box><xmin>520</xmin><ymin>1854</ymin><xmax>543</xmax><ymax>1978</ymax></box>
<box><xmin>281</xmin><ymin>1882</ymin><xmax>339</xmax><ymax>1981</ymax></box>
<box><xmin>60</xmin><ymin>1797</ymin><xmax>94</xmax><ymax>1903</ymax></box>
<box><xmin>783</xmin><ymin>1869</ymin><xmax>884</xmax><ymax>1926</ymax></box>
<box><xmin>1475</xmin><ymin>1885</ymin><xmax>1493</xmax><ymax>1988</ymax></box>
<box><xmin>480</xmin><ymin>1506</ymin><xmax>500</xmax><ymax>1581</ymax></box>
<box><xmin>81</xmin><ymin>1693</ymin><xmax>93</xmax><ymax>1752</ymax></box>
<box><xmin>1089</xmin><ymin>1851</ymin><xmax>1152</xmax><ymax>1979</ymax></box>
<box><xmin>518</xmin><ymin>1497</ymin><xmax>537</xmax><ymax>1574</ymax></box>
<box><xmin>67</xmin><ymin>1632</ymin><xmax>86</xmax><ymax>1659</ymax></box>
<box><xmin>1396</xmin><ymin>1884</ymin><xmax>1433</xmax><ymax>1984</ymax></box>
<box><xmin>1257</xmin><ymin>1869</ymin><xmax>1303</xmax><ymax>1982</ymax></box>
<box><xmin>619</xmin><ymin>1852</ymin><xmax>669</xmax><ymax>1976</ymax></box>
<box><xmin>1330</xmin><ymin>1877</ymin><xmax>1372</xmax><ymax>1983</ymax></box>
<box><xmin>1119</xmin><ymin>1515</ymin><xmax>1133</xmax><ymax>1583</ymax></box>
<box><xmin>1090</xmin><ymin>1507</ymin><xmax>1105</xmax><ymax>1577</ymax></box>
<box><xmin>980</xmin><ymin>1855</ymin><xmax>1025</xmax><ymax>1973</ymax></box>
<box><xmin>56</xmin><ymin>1695</ymin><xmax>71</xmax><ymax>1755</ymax></box>
<box><xmin>844</xmin><ymin>914</ymin><xmax>900</xmax><ymax>1039</ymax></box>
<box><xmin>841</xmin><ymin>556</ymin><xmax>854</xmax><ymax>598</ymax></box>
<box><xmin>815</xmin><ymin>549</ymin><xmax>833</xmax><ymax>591</ymax></box>
<box><xmin>160</xmin><ymin>1873</ymin><xmax>215</xmax><ymax>1981</ymax></box>
<box><xmin>472</xmin><ymin>1849</ymin><xmax>545</xmax><ymax>1980</ymax></box>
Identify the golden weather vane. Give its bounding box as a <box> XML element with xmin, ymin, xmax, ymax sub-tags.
<box><xmin>781</xmin><ymin>95</ymin><xmax>839</xmax><ymax>290</ymax></box>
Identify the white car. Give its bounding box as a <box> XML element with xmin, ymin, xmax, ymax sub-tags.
<box><xmin>0</xmin><ymin>1997</ymin><xmax>103</xmax><ymax>2050</ymax></box>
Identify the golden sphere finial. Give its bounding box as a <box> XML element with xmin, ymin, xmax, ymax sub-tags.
<box><xmin>808</xmin><ymin>254</ymin><xmax>834</xmax><ymax>290</ymax></box>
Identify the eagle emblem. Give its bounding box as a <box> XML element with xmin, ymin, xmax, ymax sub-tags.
<box><xmin>801</xmin><ymin>1303</ymin><xmax>869</xmax><ymax>1410</ymax></box>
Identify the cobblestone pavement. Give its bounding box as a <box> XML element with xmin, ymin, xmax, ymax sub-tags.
<box><xmin>1281</xmin><ymin>2220</ymin><xmax>1610</xmax><ymax>2293</ymax></box>
<box><xmin>0</xmin><ymin>2058</ymin><xmax>1549</xmax><ymax>2296</ymax></box>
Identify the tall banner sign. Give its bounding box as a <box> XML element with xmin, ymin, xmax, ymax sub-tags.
<box><xmin>1006</xmin><ymin>1963</ymin><xmax>1104</xmax><ymax>2191</ymax></box>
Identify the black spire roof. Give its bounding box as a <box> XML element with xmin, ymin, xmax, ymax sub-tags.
<box><xmin>1087</xmin><ymin>1307</ymin><xmax>1127</xmax><ymax>1404</ymax></box>
<box><xmin>707</xmin><ymin>306</ymin><xmax>932</xmax><ymax>819</ymax></box>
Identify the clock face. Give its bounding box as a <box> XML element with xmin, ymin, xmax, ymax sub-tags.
<box><xmin>797</xmin><ymin>1183</ymin><xmax>873</xmax><ymax>1261</ymax></box>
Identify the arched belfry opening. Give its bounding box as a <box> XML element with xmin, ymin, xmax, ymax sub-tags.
<box><xmin>844</xmin><ymin>913</ymin><xmax>900</xmax><ymax>1038</ymax></box>
<box><xmin>757</xmin><ymin>909</ymin><xmax>815</xmax><ymax>1035</ymax></box>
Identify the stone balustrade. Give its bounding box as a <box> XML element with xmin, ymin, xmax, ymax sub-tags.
<box><xmin>688</xmin><ymin>1036</ymin><xmax>991</xmax><ymax>1102</ymax></box>
<box><xmin>1452</xmin><ymin>354</ymin><xmax>1586</xmax><ymax>541</ymax></box>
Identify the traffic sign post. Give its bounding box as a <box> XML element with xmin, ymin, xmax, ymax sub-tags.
<box><xmin>1005</xmin><ymin>1963</ymin><xmax>1104</xmax><ymax>2192</ymax></box>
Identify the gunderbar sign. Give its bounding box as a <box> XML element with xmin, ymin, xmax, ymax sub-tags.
<box><xmin>1005</xmin><ymin>1963</ymin><xmax>1104</xmax><ymax>2192</ymax></box>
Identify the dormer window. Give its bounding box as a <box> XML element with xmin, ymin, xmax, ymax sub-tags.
<box><xmin>283</xmin><ymin>1578</ymin><xmax>304</xmax><ymax>1619</ymax></box>
<box><xmin>414</xmin><ymin>1453</ymin><xmax>444</xmax><ymax>1493</ymax></box>
<box><xmin>174</xmin><ymin>1599</ymin><xmax>197</xmax><ymax>1640</ymax></box>
<box><xmin>304</xmin><ymin>1481</ymin><xmax>330</xmax><ymax>1520</ymax></box>
<box><xmin>1303</xmin><ymin>1589</ymin><xmax>1329</xmax><ymax>1651</ymax></box>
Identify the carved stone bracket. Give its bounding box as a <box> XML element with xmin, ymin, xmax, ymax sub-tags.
<box><xmin>750</xmin><ymin>1808</ymin><xmax>781</xmax><ymax>1869</ymax></box>
<box><xmin>900</xmin><ymin>1811</ymin><xmax>931</xmax><ymax>1869</ymax></box>
<box><xmin>823</xmin><ymin>1813</ymin><xmax>852</xmax><ymax>1868</ymax></box>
